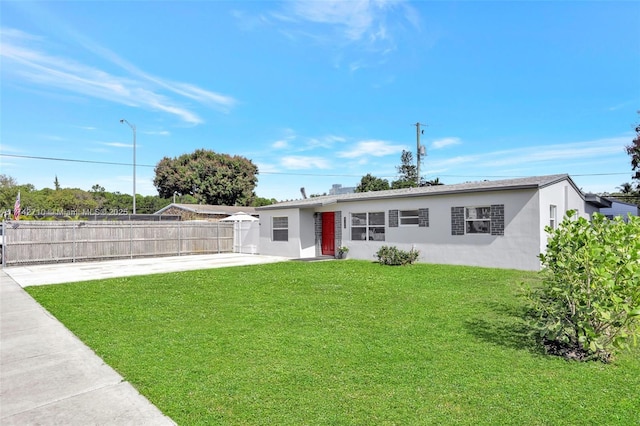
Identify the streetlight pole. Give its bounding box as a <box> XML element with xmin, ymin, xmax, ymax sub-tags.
<box><xmin>120</xmin><ymin>119</ymin><xmax>136</xmax><ymax>215</ymax></box>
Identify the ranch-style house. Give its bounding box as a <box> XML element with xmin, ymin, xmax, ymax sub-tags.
<box><xmin>256</xmin><ymin>174</ymin><xmax>614</xmax><ymax>271</ymax></box>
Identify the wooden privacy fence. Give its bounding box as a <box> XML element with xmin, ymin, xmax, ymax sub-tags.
<box><xmin>1</xmin><ymin>221</ymin><xmax>234</xmax><ymax>266</ymax></box>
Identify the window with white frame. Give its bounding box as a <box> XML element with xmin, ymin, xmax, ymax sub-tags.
<box><xmin>465</xmin><ymin>206</ymin><xmax>491</xmax><ymax>234</ymax></box>
<box><xmin>272</xmin><ymin>216</ymin><xmax>288</xmax><ymax>241</ymax></box>
<box><xmin>549</xmin><ymin>205</ymin><xmax>557</xmax><ymax>229</ymax></box>
<box><xmin>399</xmin><ymin>210</ymin><xmax>420</xmax><ymax>226</ymax></box>
<box><xmin>351</xmin><ymin>212</ymin><xmax>385</xmax><ymax>241</ymax></box>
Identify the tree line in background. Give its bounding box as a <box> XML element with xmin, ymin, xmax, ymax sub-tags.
<box><xmin>0</xmin><ymin>175</ymin><xmax>277</xmax><ymax>220</ymax></box>
<box><xmin>0</xmin><ymin>174</ymin><xmax>178</xmax><ymax>218</ymax></box>
<box><xmin>0</xmin><ymin>150</ymin><xmax>276</xmax><ymax>219</ymax></box>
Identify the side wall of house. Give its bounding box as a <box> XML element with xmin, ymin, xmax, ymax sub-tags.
<box><xmin>600</xmin><ymin>201</ymin><xmax>640</xmax><ymax>221</ymax></box>
<box><xmin>313</xmin><ymin>188</ymin><xmax>542</xmax><ymax>270</ymax></box>
<box><xmin>258</xmin><ymin>208</ymin><xmax>317</xmax><ymax>258</ymax></box>
<box><xmin>537</xmin><ymin>181</ymin><xmax>591</xmax><ymax>256</ymax></box>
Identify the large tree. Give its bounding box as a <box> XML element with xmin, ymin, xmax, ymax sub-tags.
<box><xmin>355</xmin><ymin>173</ymin><xmax>390</xmax><ymax>192</ymax></box>
<box><xmin>391</xmin><ymin>150</ymin><xmax>419</xmax><ymax>189</ymax></box>
<box><xmin>154</xmin><ymin>149</ymin><xmax>258</xmax><ymax>206</ymax></box>
<box><xmin>626</xmin><ymin>118</ymin><xmax>640</xmax><ymax>182</ymax></box>
<box><xmin>617</xmin><ymin>115</ymin><xmax>640</xmax><ymax>206</ymax></box>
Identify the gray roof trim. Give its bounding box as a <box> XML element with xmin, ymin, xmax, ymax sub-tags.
<box><xmin>585</xmin><ymin>194</ymin><xmax>613</xmax><ymax>208</ymax></box>
<box><xmin>604</xmin><ymin>197</ymin><xmax>640</xmax><ymax>208</ymax></box>
<box><xmin>257</xmin><ymin>174</ymin><xmax>573</xmax><ymax>210</ymax></box>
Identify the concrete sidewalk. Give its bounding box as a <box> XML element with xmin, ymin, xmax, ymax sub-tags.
<box><xmin>0</xmin><ymin>253</ymin><xmax>289</xmax><ymax>425</ymax></box>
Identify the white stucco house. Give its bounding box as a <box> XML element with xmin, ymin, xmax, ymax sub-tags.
<box><xmin>599</xmin><ymin>197</ymin><xmax>639</xmax><ymax>221</ymax></box>
<box><xmin>256</xmin><ymin>174</ymin><xmax>612</xmax><ymax>271</ymax></box>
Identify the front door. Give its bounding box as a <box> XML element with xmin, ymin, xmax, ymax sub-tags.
<box><xmin>321</xmin><ymin>212</ymin><xmax>335</xmax><ymax>256</ymax></box>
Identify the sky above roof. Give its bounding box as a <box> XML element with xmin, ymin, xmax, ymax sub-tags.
<box><xmin>1</xmin><ymin>1</ymin><xmax>638</xmax><ymax>201</ymax></box>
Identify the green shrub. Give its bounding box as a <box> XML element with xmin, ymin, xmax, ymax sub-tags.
<box><xmin>376</xmin><ymin>245</ymin><xmax>420</xmax><ymax>266</ymax></box>
<box><xmin>525</xmin><ymin>212</ymin><xmax>640</xmax><ymax>362</ymax></box>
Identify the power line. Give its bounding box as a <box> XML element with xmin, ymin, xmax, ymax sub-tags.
<box><xmin>0</xmin><ymin>153</ymin><xmax>634</xmax><ymax>179</ymax></box>
<box><xmin>1</xmin><ymin>153</ymin><xmax>155</xmax><ymax>168</ymax></box>
<box><xmin>1</xmin><ymin>153</ymin><xmax>366</xmax><ymax>176</ymax></box>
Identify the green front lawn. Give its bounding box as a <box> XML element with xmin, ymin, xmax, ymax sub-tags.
<box><xmin>27</xmin><ymin>261</ymin><xmax>640</xmax><ymax>425</ymax></box>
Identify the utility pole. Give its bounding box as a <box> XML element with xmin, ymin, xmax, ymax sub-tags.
<box><xmin>414</xmin><ymin>122</ymin><xmax>426</xmax><ymax>186</ymax></box>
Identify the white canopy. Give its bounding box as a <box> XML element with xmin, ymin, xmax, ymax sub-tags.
<box><xmin>219</xmin><ymin>212</ymin><xmax>258</xmax><ymax>222</ymax></box>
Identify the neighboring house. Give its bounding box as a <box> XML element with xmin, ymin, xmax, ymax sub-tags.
<box><xmin>256</xmin><ymin>174</ymin><xmax>606</xmax><ymax>271</ymax></box>
<box><xmin>155</xmin><ymin>204</ymin><xmax>257</xmax><ymax>221</ymax></box>
<box><xmin>599</xmin><ymin>197</ymin><xmax>640</xmax><ymax>221</ymax></box>
<box><xmin>330</xmin><ymin>184</ymin><xmax>356</xmax><ymax>195</ymax></box>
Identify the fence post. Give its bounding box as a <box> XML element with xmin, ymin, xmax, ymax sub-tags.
<box><xmin>73</xmin><ymin>222</ymin><xmax>77</xmax><ymax>263</ymax></box>
<box><xmin>130</xmin><ymin>221</ymin><xmax>133</xmax><ymax>259</ymax></box>
<box><xmin>1</xmin><ymin>221</ymin><xmax>5</xmax><ymax>268</ymax></box>
<box><xmin>217</xmin><ymin>222</ymin><xmax>220</xmax><ymax>253</ymax></box>
<box><xmin>178</xmin><ymin>221</ymin><xmax>181</xmax><ymax>256</ymax></box>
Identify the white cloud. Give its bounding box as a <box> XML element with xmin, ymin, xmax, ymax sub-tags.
<box><xmin>281</xmin><ymin>156</ymin><xmax>332</xmax><ymax>170</ymax></box>
<box><xmin>168</xmin><ymin>82</ymin><xmax>237</xmax><ymax>111</ymax></box>
<box><xmin>269</xmin><ymin>0</ymin><xmax>420</xmax><ymax>64</ymax></box>
<box><xmin>0</xmin><ymin>27</ymin><xmax>237</xmax><ymax>124</ymax></box>
<box><xmin>287</xmin><ymin>0</ymin><xmax>382</xmax><ymax>42</ymax></box>
<box><xmin>480</xmin><ymin>138</ymin><xmax>626</xmax><ymax>168</ymax></box>
<box><xmin>427</xmin><ymin>137</ymin><xmax>628</xmax><ymax>173</ymax></box>
<box><xmin>100</xmin><ymin>142</ymin><xmax>132</xmax><ymax>148</ymax></box>
<box><xmin>255</xmin><ymin>161</ymin><xmax>280</xmax><ymax>174</ymax></box>
<box><xmin>143</xmin><ymin>130</ymin><xmax>171</xmax><ymax>136</ymax></box>
<box><xmin>306</xmin><ymin>134</ymin><xmax>346</xmax><ymax>150</ymax></box>
<box><xmin>271</xmin><ymin>128</ymin><xmax>298</xmax><ymax>149</ymax></box>
<box><xmin>431</xmin><ymin>137</ymin><xmax>462</xmax><ymax>150</ymax></box>
<box><xmin>338</xmin><ymin>139</ymin><xmax>405</xmax><ymax>158</ymax></box>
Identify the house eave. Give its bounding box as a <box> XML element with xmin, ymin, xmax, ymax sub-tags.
<box><xmin>256</xmin><ymin>174</ymin><xmax>574</xmax><ymax>211</ymax></box>
<box><xmin>336</xmin><ymin>183</ymin><xmax>541</xmax><ymax>204</ymax></box>
<box><xmin>585</xmin><ymin>194</ymin><xmax>613</xmax><ymax>208</ymax></box>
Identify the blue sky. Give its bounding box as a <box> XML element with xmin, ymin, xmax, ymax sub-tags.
<box><xmin>1</xmin><ymin>1</ymin><xmax>638</xmax><ymax>202</ymax></box>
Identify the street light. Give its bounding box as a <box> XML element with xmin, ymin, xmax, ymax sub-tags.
<box><xmin>120</xmin><ymin>119</ymin><xmax>136</xmax><ymax>215</ymax></box>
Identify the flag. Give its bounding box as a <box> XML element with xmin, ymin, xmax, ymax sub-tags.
<box><xmin>13</xmin><ymin>191</ymin><xmax>20</xmax><ymax>220</ymax></box>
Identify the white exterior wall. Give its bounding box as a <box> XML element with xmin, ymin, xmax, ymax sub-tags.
<box><xmin>600</xmin><ymin>201</ymin><xmax>639</xmax><ymax>221</ymax></box>
<box><xmin>298</xmin><ymin>209</ymin><xmax>317</xmax><ymax>258</ymax></box>
<box><xmin>537</xmin><ymin>181</ymin><xmax>591</xmax><ymax>256</ymax></box>
<box><xmin>258</xmin><ymin>178</ymin><xmax>591</xmax><ymax>271</ymax></box>
<box><xmin>316</xmin><ymin>189</ymin><xmax>542</xmax><ymax>270</ymax></box>
<box><xmin>258</xmin><ymin>208</ymin><xmax>317</xmax><ymax>258</ymax></box>
<box><xmin>258</xmin><ymin>208</ymin><xmax>300</xmax><ymax>258</ymax></box>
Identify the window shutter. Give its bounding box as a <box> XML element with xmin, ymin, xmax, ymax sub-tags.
<box><xmin>389</xmin><ymin>210</ymin><xmax>399</xmax><ymax>227</ymax></box>
<box><xmin>418</xmin><ymin>208</ymin><xmax>429</xmax><ymax>227</ymax></box>
<box><xmin>451</xmin><ymin>207</ymin><xmax>464</xmax><ymax>235</ymax></box>
<box><xmin>490</xmin><ymin>204</ymin><xmax>504</xmax><ymax>236</ymax></box>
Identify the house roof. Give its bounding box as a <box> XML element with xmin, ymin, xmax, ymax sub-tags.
<box><xmin>257</xmin><ymin>174</ymin><xmax>575</xmax><ymax>211</ymax></box>
<box><xmin>604</xmin><ymin>197</ymin><xmax>640</xmax><ymax>208</ymax></box>
<box><xmin>155</xmin><ymin>203</ymin><xmax>257</xmax><ymax>215</ymax></box>
<box><xmin>584</xmin><ymin>194</ymin><xmax>612</xmax><ymax>208</ymax></box>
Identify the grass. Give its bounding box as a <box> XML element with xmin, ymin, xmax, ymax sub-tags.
<box><xmin>27</xmin><ymin>261</ymin><xmax>640</xmax><ymax>425</ymax></box>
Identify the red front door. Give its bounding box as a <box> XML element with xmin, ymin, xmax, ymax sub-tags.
<box><xmin>321</xmin><ymin>212</ymin><xmax>335</xmax><ymax>256</ymax></box>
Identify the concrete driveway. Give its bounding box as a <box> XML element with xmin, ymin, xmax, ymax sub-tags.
<box><xmin>4</xmin><ymin>253</ymin><xmax>290</xmax><ymax>287</ymax></box>
<box><xmin>1</xmin><ymin>253</ymin><xmax>289</xmax><ymax>425</ymax></box>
